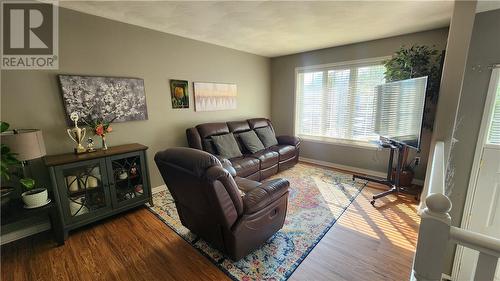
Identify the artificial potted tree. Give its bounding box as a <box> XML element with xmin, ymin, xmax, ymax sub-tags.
<box><xmin>384</xmin><ymin>45</ymin><xmax>444</xmax><ymax>186</ymax></box>
<box><xmin>391</xmin><ymin>148</ymin><xmax>418</xmax><ymax>187</ymax></box>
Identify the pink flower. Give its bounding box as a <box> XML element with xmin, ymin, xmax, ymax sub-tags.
<box><xmin>106</xmin><ymin>126</ymin><xmax>113</xmax><ymax>133</ymax></box>
<box><xmin>95</xmin><ymin>124</ymin><xmax>104</xmax><ymax>136</ymax></box>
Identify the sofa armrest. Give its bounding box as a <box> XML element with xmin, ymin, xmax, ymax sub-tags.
<box><xmin>277</xmin><ymin>135</ymin><xmax>301</xmax><ymax>146</ymax></box>
<box><xmin>214</xmin><ymin>156</ymin><xmax>237</xmax><ymax>177</ymax></box>
<box><xmin>242</xmin><ymin>178</ymin><xmax>289</xmax><ymax>214</ymax></box>
<box><xmin>186</xmin><ymin>127</ymin><xmax>203</xmax><ymax>150</ymax></box>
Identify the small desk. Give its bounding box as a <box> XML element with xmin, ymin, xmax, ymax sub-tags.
<box><xmin>1</xmin><ymin>199</ymin><xmax>64</xmax><ymax>245</ymax></box>
<box><xmin>354</xmin><ymin>140</ymin><xmax>421</xmax><ymax>205</ymax></box>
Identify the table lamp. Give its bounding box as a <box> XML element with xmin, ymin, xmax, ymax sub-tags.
<box><xmin>1</xmin><ymin>129</ymin><xmax>47</xmax><ymax>171</ymax></box>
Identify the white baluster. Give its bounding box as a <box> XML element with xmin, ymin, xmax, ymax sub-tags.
<box><xmin>412</xmin><ymin>193</ymin><xmax>452</xmax><ymax>281</ymax></box>
<box><xmin>474</xmin><ymin>252</ymin><xmax>498</xmax><ymax>281</ymax></box>
<box><xmin>411</xmin><ymin>141</ymin><xmax>500</xmax><ymax>281</ymax></box>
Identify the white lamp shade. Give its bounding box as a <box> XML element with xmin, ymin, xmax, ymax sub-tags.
<box><xmin>1</xmin><ymin>129</ymin><xmax>46</xmax><ymax>161</ymax></box>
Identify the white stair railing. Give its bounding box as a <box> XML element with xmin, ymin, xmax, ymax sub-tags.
<box><xmin>411</xmin><ymin>141</ymin><xmax>500</xmax><ymax>281</ymax></box>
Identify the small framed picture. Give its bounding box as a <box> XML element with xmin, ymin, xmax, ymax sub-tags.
<box><xmin>169</xmin><ymin>80</ymin><xmax>189</xmax><ymax>109</ymax></box>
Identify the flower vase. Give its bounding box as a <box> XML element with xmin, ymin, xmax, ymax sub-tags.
<box><xmin>101</xmin><ymin>135</ymin><xmax>108</xmax><ymax>150</ymax></box>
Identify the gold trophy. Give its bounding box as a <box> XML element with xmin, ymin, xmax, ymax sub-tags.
<box><xmin>67</xmin><ymin>112</ymin><xmax>87</xmax><ymax>154</ymax></box>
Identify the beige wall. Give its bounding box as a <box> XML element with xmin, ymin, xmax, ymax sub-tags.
<box><xmin>419</xmin><ymin>2</ymin><xmax>478</xmax><ymax>274</ymax></box>
<box><xmin>270</xmin><ymin>28</ymin><xmax>449</xmax><ymax>180</ymax></box>
<box><xmin>0</xmin><ymin>8</ymin><xmax>271</xmax><ymax>187</ymax></box>
<box><xmin>449</xmin><ymin>7</ymin><xmax>499</xmax><ymax>226</ymax></box>
<box><xmin>444</xmin><ymin>7</ymin><xmax>500</xmax><ymax>273</ymax></box>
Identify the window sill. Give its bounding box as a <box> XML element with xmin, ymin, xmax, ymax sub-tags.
<box><xmin>299</xmin><ymin>135</ymin><xmax>381</xmax><ymax>151</ymax></box>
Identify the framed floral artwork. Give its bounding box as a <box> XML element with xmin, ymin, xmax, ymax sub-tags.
<box><xmin>169</xmin><ymin>79</ymin><xmax>189</xmax><ymax>109</ymax></box>
<box><xmin>58</xmin><ymin>75</ymin><xmax>148</xmax><ymax>124</ymax></box>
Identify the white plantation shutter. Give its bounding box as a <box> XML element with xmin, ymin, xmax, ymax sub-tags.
<box><xmin>297</xmin><ymin>71</ymin><xmax>325</xmax><ymax>136</ymax></box>
<box><xmin>487</xmin><ymin>72</ymin><xmax>500</xmax><ymax>144</ymax></box>
<box><xmin>295</xmin><ymin>60</ymin><xmax>386</xmax><ymax>143</ymax></box>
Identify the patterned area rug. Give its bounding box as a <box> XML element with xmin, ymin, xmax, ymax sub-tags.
<box><xmin>148</xmin><ymin>163</ymin><xmax>367</xmax><ymax>281</ymax></box>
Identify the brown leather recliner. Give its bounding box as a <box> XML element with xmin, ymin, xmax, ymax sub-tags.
<box><xmin>154</xmin><ymin>147</ymin><xmax>290</xmax><ymax>261</ymax></box>
<box><xmin>186</xmin><ymin>118</ymin><xmax>301</xmax><ymax>181</ymax></box>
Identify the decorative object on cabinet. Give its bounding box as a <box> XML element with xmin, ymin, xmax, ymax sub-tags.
<box><xmin>66</xmin><ymin>112</ymin><xmax>87</xmax><ymax>154</ymax></box>
<box><xmin>66</xmin><ymin>175</ymin><xmax>78</xmax><ymax>192</ymax></box>
<box><xmin>193</xmin><ymin>82</ymin><xmax>237</xmax><ymax>111</ymax></box>
<box><xmin>58</xmin><ymin>75</ymin><xmax>148</xmax><ymax>124</ymax></box>
<box><xmin>83</xmin><ymin>115</ymin><xmax>115</xmax><ymax>151</ymax></box>
<box><xmin>44</xmin><ymin>143</ymin><xmax>152</xmax><ymax>239</ymax></box>
<box><xmin>86</xmin><ymin>137</ymin><xmax>95</xmax><ymax>152</ymax></box>
<box><xmin>169</xmin><ymin>79</ymin><xmax>189</xmax><ymax>109</ymax></box>
<box><xmin>118</xmin><ymin>169</ymin><xmax>128</xmax><ymax>180</ymax></box>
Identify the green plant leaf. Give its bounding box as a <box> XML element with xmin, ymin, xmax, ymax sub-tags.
<box><xmin>0</xmin><ymin>121</ymin><xmax>9</xmax><ymax>133</ymax></box>
<box><xmin>1</xmin><ymin>165</ymin><xmax>10</xmax><ymax>181</ymax></box>
<box><xmin>1</xmin><ymin>144</ymin><xmax>10</xmax><ymax>155</ymax></box>
<box><xmin>383</xmin><ymin>44</ymin><xmax>444</xmax><ymax>130</ymax></box>
<box><xmin>20</xmin><ymin>178</ymin><xmax>35</xmax><ymax>190</ymax></box>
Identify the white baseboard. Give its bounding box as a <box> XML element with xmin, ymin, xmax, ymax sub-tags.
<box><xmin>299</xmin><ymin>157</ymin><xmax>424</xmax><ymax>186</ymax></box>
<box><xmin>152</xmin><ymin>184</ymin><xmax>167</xmax><ymax>194</ymax></box>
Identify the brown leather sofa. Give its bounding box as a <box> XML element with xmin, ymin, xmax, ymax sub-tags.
<box><xmin>154</xmin><ymin>147</ymin><xmax>289</xmax><ymax>261</ymax></box>
<box><xmin>186</xmin><ymin>118</ymin><xmax>300</xmax><ymax>181</ymax></box>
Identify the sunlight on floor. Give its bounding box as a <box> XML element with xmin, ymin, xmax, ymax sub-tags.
<box><xmin>314</xmin><ymin>177</ymin><xmax>352</xmax><ymax>216</ymax></box>
<box><xmin>308</xmin><ymin>166</ymin><xmax>421</xmax><ymax>252</ymax></box>
<box><xmin>338</xmin><ymin>190</ymin><xmax>420</xmax><ymax>252</ymax></box>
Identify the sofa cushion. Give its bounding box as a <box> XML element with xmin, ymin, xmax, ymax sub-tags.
<box><xmin>211</xmin><ymin>133</ymin><xmax>242</xmax><ymax>159</ymax></box>
<box><xmin>229</xmin><ymin>156</ymin><xmax>260</xmax><ymax>178</ymax></box>
<box><xmin>255</xmin><ymin>126</ymin><xmax>278</xmax><ymax>148</ymax></box>
<box><xmin>242</xmin><ymin>178</ymin><xmax>289</xmax><ymax>214</ymax></box>
<box><xmin>227</xmin><ymin>121</ymin><xmax>253</xmax><ymax>153</ymax></box>
<box><xmin>234</xmin><ymin>176</ymin><xmax>261</xmax><ymax>194</ymax></box>
<box><xmin>270</xmin><ymin>145</ymin><xmax>296</xmax><ymax>161</ymax></box>
<box><xmin>247</xmin><ymin>118</ymin><xmax>272</xmax><ymax>130</ymax></box>
<box><xmin>228</xmin><ymin>121</ymin><xmax>251</xmax><ymax>133</ymax></box>
<box><xmin>239</xmin><ymin>130</ymin><xmax>265</xmax><ymax>153</ymax></box>
<box><xmin>196</xmin><ymin>122</ymin><xmax>229</xmax><ymax>139</ymax></box>
<box><xmin>202</xmin><ymin>139</ymin><xmax>218</xmax><ymax>155</ymax></box>
<box><xmin>250</xmin><ymin>149</ymin><xmax>279</xmax><ymax>169</ymax></box>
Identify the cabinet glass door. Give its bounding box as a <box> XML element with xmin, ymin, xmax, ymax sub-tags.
<box><xmin>107</xmin><ymin>151</ymin><xmax>149</xmax><ymax>208</ymax></box>
<box><xmin>55</xmin><ymin>159</ymin><xmax>111</xmax><ymax>223</ymax></box>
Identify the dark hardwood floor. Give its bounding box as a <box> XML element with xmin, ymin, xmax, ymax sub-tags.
<box><xmin>1</xmin><ymin>207</ymin><xmax>229</xmax><ymax>281</ymax></box>
<box><xmin>1</xmin><ymin>168</ymin><xmax>420</xmax><ymax>281</ymax></box>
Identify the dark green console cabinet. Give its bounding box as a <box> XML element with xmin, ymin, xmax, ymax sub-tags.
<box><xmin>44</xmin><ymin>143</ymin><xmax>152</xmax><ymax>239</ymax></box>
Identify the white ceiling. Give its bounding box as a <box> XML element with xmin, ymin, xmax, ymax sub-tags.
<box><xmin>477</xmin><ymin>0</ymin><xmax>500</xmax><ymax>12</ymax></box>
<box><xmin>57</xmin><ymin>1</ymin><xmax>463</xmax><ymax>57</ymax></box>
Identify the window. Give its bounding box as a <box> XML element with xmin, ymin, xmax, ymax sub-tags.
<box><xmin>295</xmin><ymin>59</ymin><xmax>386</xmax><ymax>145</ymax></box>
<box><xmin>487</xmin><ymin>70</ymin><xmax>500</xmax><ymax>145</ymax></box>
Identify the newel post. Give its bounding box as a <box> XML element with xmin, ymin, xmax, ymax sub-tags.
<box><xmin>412</xmin><ymin>193</ymin><xmax>452</xmax><ymax>281</ymax></box>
